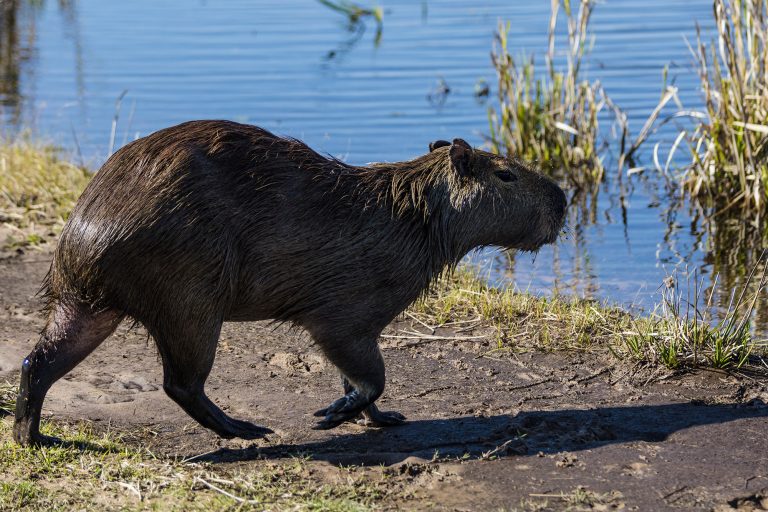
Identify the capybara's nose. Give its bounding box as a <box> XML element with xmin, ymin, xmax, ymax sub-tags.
<box><xmin>554</xmin><ymin>186</ymin><xmax>567</xmax><ymax>219</ymax></box>
<box><xmin>546</xmin><ymin>180</ymin><xmax>567</xmax><ymax>220</ymax></box>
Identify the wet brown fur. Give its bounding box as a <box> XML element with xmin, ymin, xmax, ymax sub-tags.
<box><xmin>15</xmin><ymin>120</ymin><xmax>566</xmax><ymax>443</ymax></box>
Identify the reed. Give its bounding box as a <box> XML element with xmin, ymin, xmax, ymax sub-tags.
<box><xmin>676</xmin><ymin>0</ymin><xmax>768</xmax><ymax>219</ymax></box>
<box><xmin>317</xmin><ymin>0</ymin><xmax>383</xmax><ymax>45</ymax></box>
<box><xmin>488</xmin><ymin>0</ymin><xmax>608</xmax><ymax>188</ymax></box>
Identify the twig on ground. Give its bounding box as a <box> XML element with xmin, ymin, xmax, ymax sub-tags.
<box><xmin>193</xmin><ymin>476</ymin><xmax>260</xmax><ymax>505</ymax></box>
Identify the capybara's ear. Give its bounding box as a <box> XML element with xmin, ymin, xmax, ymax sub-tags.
<box><xmin>449</xmin><ymin>138</ymin><xmax>474</xmax><ymax>177</ymax></box>
<box><xmin>429</xmin><ymin>140</ymin><xmax>451</xmax><ymax>152</ymax></box>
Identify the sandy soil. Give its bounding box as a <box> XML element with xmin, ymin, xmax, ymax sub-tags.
<box><xmin>1</xmin><ymin>250</ymin><xmax>767</xmax><ymax>511</ymax></box>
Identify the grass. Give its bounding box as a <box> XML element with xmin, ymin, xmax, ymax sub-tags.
<box><xmin>409</xmin><ymin>268</ymin><xmax>767</xmax><ymax>372</ymax></box>
<box><xmin>410</xmin><ymin>269</ymin><xmax>632</xmax><ymax>352</ymax></box>
<box><xmin>618</xmin><ymin>265</ymin><xmax>768</xmax><ymax>370</ymax></box>
<box><xmin>0</xmin><ymin>389</ymin><xmax>401</xmax><ymax>511</ymax></box>
<box><xmin>487</xmin><ymin>0</ymin><xmax>609</xmax><ymax>188</ymax></box>
<box><xmin>0</xmin><ymin>137</ymin><xmax>91</xmax><ymax>250</ymax></box>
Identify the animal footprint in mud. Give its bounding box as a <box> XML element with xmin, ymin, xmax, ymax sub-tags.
<box><xmin>4</xmin><ymin>305</ymin><xmax>39</xmax><ymax>322</ymax></box>
<box><xmin>74</xmin><ymin>374</ymin><xmax>159</xmax><ymax>404</ymax></box>
<box><xmin>268</xmin><ymin>352</ymin><xmax>326</xmax><ymax>374</ymax></box>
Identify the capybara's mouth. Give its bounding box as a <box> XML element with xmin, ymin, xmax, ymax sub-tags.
<box><xmin>517</xmin><ymin>215</ymin><xmax>565</xmax><ymax>252</ymax></box>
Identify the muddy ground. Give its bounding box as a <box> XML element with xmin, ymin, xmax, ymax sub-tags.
<box><xmin>1</xmin><ymin>250</ymin><xmax>767</xmax><ymax>511</ymax></box>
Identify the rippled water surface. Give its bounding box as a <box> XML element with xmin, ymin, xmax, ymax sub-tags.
<box><xmin>2</xmin><ymin>0</ymin><xmax>765</xmax><ymax>330</ymax></box>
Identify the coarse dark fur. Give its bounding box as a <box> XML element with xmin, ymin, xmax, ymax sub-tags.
<box><xmin>13</xmin><ymin>120</ymin><xmax>567</xmax><ymax>445</ymax></box>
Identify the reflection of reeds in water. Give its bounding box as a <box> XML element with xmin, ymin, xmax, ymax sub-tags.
<box><xmin>0</xmin><ymin>0</ymin><xmax>24</xmax><ymax>123</ymax></box>
<box><xmin>487</xmin><ymin>0</ymin><xmax>609</xmax><ymax>189</ymax></box>
<box><xmin>697</xmin><ymin>207</ymin><xmax>768</xmax><ymax>335</ymax></box>
<box><xmin>0</xmin><ymin>0</ymin><xmax>85</xmax><ymax>130</ymax></box>
<box><xmin>658</xmin><ymin>189</ymin><xmax>768</xmax><ymax>335</ymax></box>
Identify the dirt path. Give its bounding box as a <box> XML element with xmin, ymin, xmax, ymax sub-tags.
<box><xmin>1</xmin><ymin>251</ymin><xmax>767</xmax><ymax>510</ymax></box>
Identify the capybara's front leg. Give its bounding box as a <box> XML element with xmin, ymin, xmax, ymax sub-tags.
<box><xmin>312</xmin><ymin>335</ymin><xmax>403</xmax><ymax>429</ymax></box>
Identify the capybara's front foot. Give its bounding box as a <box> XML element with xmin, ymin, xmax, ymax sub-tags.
<box><xmin>357</xmin><ymin>403</ymin><xmax>406</xmax><ymax>427</ymax></box>
<box><xmin>313</xmin><ymin>389</ymin><xmax>372</xmax><ymax>429</ymax></box>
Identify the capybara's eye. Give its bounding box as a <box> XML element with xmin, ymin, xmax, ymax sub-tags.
<box><xmin>494</xmin><ymin>170</ymin><xmax>517</xmax><ymax>183</ymax></box>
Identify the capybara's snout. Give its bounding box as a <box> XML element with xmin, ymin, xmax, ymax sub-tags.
<box><xmin>539</xmin><ymin>177</ymin><xmax>568</xmax><ymax>243</ymax></box>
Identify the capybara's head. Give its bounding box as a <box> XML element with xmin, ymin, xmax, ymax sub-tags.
<box><xmin>428</xmin><ymin>138</ymin><xmax>567</xmax><ymax>252</ymax></box>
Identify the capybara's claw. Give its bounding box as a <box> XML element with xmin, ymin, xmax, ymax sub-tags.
<box><xmin>312</xmin><ymin>390</ymin><xmax>369</xmax><ymax>429</ymax></box>
<box><xmin>312</xmin><ymin>411</ymin><xmax>360</xmax><ymax>430</ymax></box>
<box><xmin>314</xmin><ymin>390</ymin><xmax>363</xmax><ymax>417</ymax></box>
<box><xmin>219</xmin><ymin>418</ymin><xmax>273</xmax><ymax>440</ymax></box>
<box><xmin>14</xmin><ymin>427</ymin><xmax>62</xmax><ymax>447</ymax></box>
<box><xmin>13</xmin><ymin>415</ymin><xmax>61</xmax><ymax>447</ymax></box>
<box><xmin>358</xmin><ymin>407</ymin><xmax>406</xmax><ymax>427</ymax></box>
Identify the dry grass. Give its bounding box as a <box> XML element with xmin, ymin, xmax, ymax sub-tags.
<box><xmin>0</xmin><ymin>137</ymin><xmax>90</xmax><ymax>250</ymax></box>
<box><xmin>410</xmin><ymin>269</ymin><xmax>636</xmax><ymax>353</ymax></box>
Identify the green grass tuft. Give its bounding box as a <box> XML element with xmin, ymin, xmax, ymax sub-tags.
<box><xmin>618</xmin><ymin>265</ymin><xmax>767</xmax><ymax>370</ymax></box>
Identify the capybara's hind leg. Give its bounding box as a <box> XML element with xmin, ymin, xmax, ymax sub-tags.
<box><xmin>154</xmin><ymin>325</ymin><xmax>272</xmax><ymax>440</ymax></box>
<box><xmin>13</xmin><ymin>303</ymin><xmax>123</xmax><ymax>446</ymax></box>
<box><xmin>313</xmin><ymin>336</ymin><xmax>404</xmax><ymax>429</ymax></box>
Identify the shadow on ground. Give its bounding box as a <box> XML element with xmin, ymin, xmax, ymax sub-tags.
<box><xmin>178</xmin><ymin>400</ymin><xmax>768</xmax><ymax>466</ymax></box>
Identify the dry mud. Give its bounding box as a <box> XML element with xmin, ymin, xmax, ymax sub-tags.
<box><xmin>1</xmin><ymin>251</ymin><xmax>767</xmax><ymax>511</ymax></box>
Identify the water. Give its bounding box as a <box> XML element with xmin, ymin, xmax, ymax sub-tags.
<box><xmin>1</xmin><ymin>0</ymin><xmax>764</xmax><ymax>330</ymax></box>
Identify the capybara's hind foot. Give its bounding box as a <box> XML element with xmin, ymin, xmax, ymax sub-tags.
<box><xmin>357</xmin><ymin>404</ymin><xmax>406</xmax><ymax>427</ymax></box>
<box><xmin>312</xmin><ymin>389</ymin><xmax>372</xmax><ymax>430</ymax></box>
<box><xmin>13</xmin><ymin>420</ymin><xmax>61</xmax><ymax>447</ymax></box>
<box><xmin>217</xmin><ymin>417</ymin><xmax>273</xmax><ymax>440</ymax></box>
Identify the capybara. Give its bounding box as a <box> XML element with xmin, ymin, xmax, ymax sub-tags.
<box><xmin>13</xmin><ymin>120</ymin><xmax>567</xmax><ymax>445</ymax></box>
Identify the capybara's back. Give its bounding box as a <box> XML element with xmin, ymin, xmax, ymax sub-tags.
<box><xmin>15</xmin><ymin>120</ymin><xmax>566</xmax><ymax>446</ymax></box>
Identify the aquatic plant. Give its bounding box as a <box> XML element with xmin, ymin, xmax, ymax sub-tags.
<box><xmin>665</xmin><ymin>0</ymin><xmax>768</xmax><ymax>220</ymax></box>
<box><xmin>487</xmin><ymin>0</ymin><xmax>608</xmax><ymax>188</ymax></box>
<box><xmin>317</xmin><ymin>0</ymin><xmax>383</xmax><ymax>46</ymax></box>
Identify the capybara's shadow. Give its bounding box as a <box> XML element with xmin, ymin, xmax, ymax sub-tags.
<box><xmin>191</xmin><ymin>400</ymin><xmax>768</xmax><ymax>466</ymax></box>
